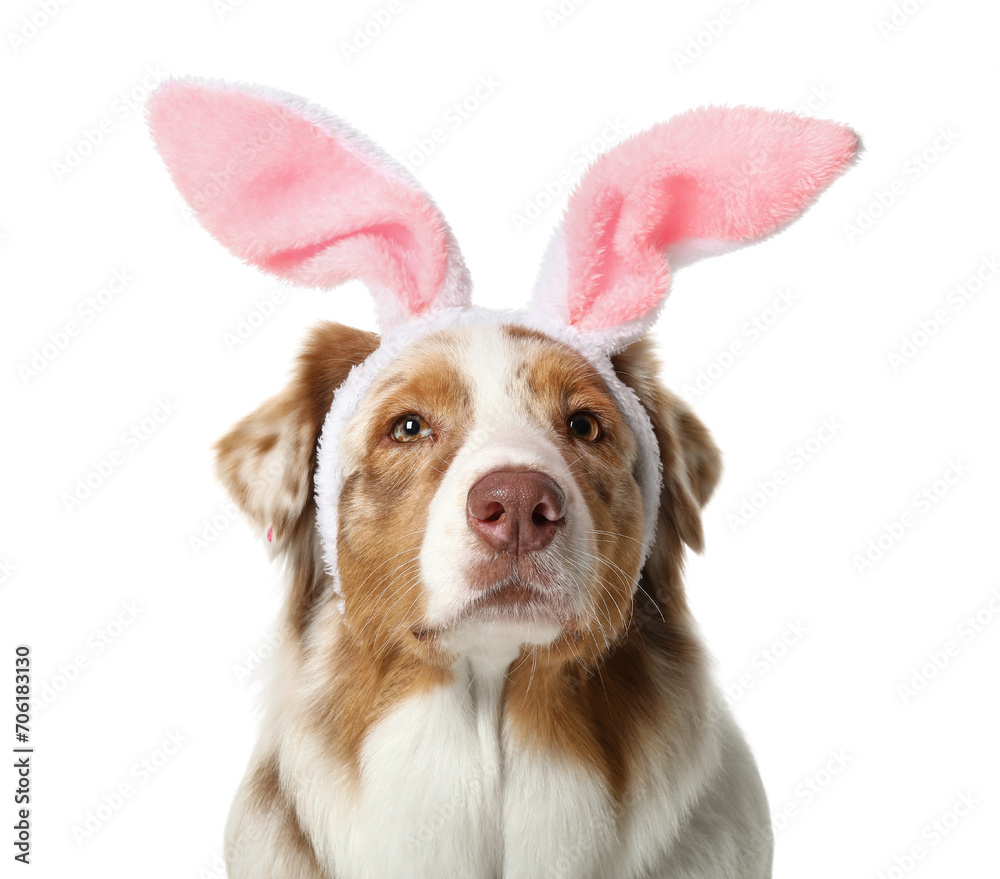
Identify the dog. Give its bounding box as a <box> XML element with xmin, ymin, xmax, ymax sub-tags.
<box><xmin>148</xmin><ymin>80</ymin><xmax>857</xmax><ymax>878</ymax></box>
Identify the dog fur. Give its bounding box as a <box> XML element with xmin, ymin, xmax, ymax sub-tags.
<box><xmin>217</xmin><ymin>322</ymin><xmax>772</xmax><ymax>879</ymax></box>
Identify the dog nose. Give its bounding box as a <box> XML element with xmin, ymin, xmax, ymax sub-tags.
<box><xmin>467</xmin><ymin>470</ymin><xmax>566</xmax><ymax>554</ymax></box>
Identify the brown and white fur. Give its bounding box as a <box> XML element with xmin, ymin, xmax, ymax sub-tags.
<box><xmin>147</xmin><ymin>81</ymin><xmax>858</xmax><ymax>879</ymax></box>
<box><xmin>217</xmin><ymin>321</ymin><xmax>772</xmax><ymax>879</ymax></box>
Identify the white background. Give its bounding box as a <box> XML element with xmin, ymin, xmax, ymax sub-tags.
<box><xmin>2</xmin><ymin>0</ymin><xmax>998</xmax><ymax>876</ymax></box>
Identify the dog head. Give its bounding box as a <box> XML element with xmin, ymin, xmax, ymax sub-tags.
<box><xmin>211</xmin><ymin>319</ymin><xmax>717</xmax><ymax>667</ymax></box>
<box><xmin>149</xmin><ymin>80</ymin><xmax>857</xmax><ymax>662</ymax></box>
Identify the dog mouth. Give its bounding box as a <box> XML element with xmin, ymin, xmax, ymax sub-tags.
<box><xmin>412</xmin><ymin>574</ymin><xmax>575</xmax><ymax>641</ymax></box>
<box><xmin>467</xmin><ymin>577</ymin><xmax>559</xmax><ymax>616</ymax></box>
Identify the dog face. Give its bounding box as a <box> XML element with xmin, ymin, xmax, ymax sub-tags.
<box><xmin>335</xmin><ymin>322</ymin><xmax>644</xmax><ymax>660</ymax></box>
<box><xmin>215</xmin><ymin>321</ymin><xmax>722</xmax><ymax>670</ymax></box>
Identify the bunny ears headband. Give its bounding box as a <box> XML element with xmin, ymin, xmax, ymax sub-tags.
<box><xmin>148</xmin><ymin>79</ymin><xmax>858</xmax><ymax>593</ymax></box>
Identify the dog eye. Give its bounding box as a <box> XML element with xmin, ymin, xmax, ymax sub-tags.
<box><xmin>567</xmin><ymin>411</ymin><xmax>601</xmax><ymax>443</ymax></box>
<box><xmin>391</xmin><ymin>414</ymin><xmax>432</xmax><ymax>443</ymax></box>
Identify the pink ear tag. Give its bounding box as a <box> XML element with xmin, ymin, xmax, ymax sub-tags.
<box><xmin>266</xmin><ymin>526</ymin><xmax>273</xmax><ymax>543</ymax></box>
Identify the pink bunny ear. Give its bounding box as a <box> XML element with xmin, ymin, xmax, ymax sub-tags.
<box><xmin>531</xmin><ymin>105</ymin><xmax>859</xmax><ymax>351</ymax></box>
<box><xmin>147</xmin><ymin>78</ymin><xmax>470</xmax><ymax>331</ymax></box>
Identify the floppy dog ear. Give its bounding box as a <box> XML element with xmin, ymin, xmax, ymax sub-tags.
<box><xmin>612</xmin><ymin>338</ymin><xmax>721</xmax><ymax>554</ymax></box>
<box><xmin>147</xmin><ymin>78</ymin><xmax>471</xmax><ymax>331</ymax></box>
<box><xmin>657</xmin><ymin>397</ymin><xmax>722</xmax><ymax>554</ymax></box>
<box><xmin>215</xmin><ymin>323</ymin><xmax>379</xmax><ymax>547</ymax></box>
<box><xmin>531</xmin><ymin>106</ymin><xmax>859</xmax><ymax>353</ymax></box>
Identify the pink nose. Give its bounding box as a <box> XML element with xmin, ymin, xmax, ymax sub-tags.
<box><xmin>467</xmin><ymin>470</ymin><xmax>566</xmax><ymax>554</ymax></box>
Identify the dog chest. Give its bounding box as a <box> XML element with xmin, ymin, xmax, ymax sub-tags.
<box><xmin>327</xmin><ymin>657</ymin><xmax>616</xmax><ymax>879</ymax></box>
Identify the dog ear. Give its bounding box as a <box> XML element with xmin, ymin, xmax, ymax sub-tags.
<box><xmin>147</xmin><ymin>78</ymin><xmax>471</xmax><ymax>331</ymax></box>
<box><xmin>531</xmin><ymin>106</ymin><xmax>858</xmax><ymax>353</ymax></box>
<box><xmin>215</xmin><ymin>322</ymin><xmax>379</xmax><ymax>548</ymax></box>
<box><xmin>657</xmin><ymin>396</ymin><xmax>722</xmax><ymax>553</ymax></box>
<box><xmin>612</xmin><ymin>338</ymin><xmax>721</xmax><ymax>555</ymax></box>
